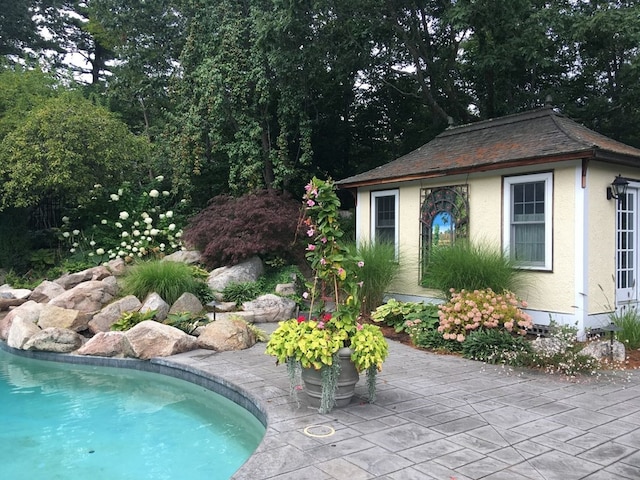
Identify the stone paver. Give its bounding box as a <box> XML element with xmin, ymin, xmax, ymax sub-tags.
<box><xmin>157</xmin><ymin>328</ymin><xmax>640</xmax><ymax>480</ymax></box>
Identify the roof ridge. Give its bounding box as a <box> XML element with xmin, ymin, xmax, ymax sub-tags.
<box><xmin>549</xmin><ymin>114</ymin><xmax>594</xmax><ymax>149</ymax></box>
<box><xmin>438</xmin><ymin>106</ymin><xmax>559</xmax><ymax>138</ymax></box>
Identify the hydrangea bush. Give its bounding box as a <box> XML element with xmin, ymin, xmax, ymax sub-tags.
<box><xmin>438</xmin><ymin>288</ymin><xmax>532</xmax><ymax>342</ymax></box>
<box><xmin>58</xmin><ymin>176</ymin><xmax>191</xmax><ymax>264</ymax></box>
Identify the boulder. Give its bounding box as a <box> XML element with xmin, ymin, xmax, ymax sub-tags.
<box><xmin>29</xmin><ymin>280</ymin><xmax>66</xmax><ymax>303</ymax></box>
<box><xmin>531</xmin><ymin>336</ymin><xmax>567</xmax><ymax>356</ymax></box>
<box><xmin>48</xmin><ymin>280</ymin><xmax>115</xmax><ymax>315</ymax></box>
<box><xmin>0</xmin><ymin>287</ymin><xmax>32</xmax><ymax>300</ymax></box>
<box><xmin>207</xmin><ymin>311</ymin><xmax>255</xmax><ymax>323</ymax></box>
<box><xmin>0</xmin><ymin>297</ymin><xmax>27</xmax><ymax>311</ymax></box>
<box><xmin>76</xmin><ymin>331</ymin><xmax>134</xmax><ymax>357</ymax></box>
<box><xmin>207</xmin><ymin>256</ymin><xmax>264</xmax><ymax>292</ymax></box>
<box><xmin>105</xmin><ymin>257</ymin><xmax>127</xmax><ymax>276</ymax></box>
<box><xmin>38</xmin><ymin>304</ymin><xmax>89</xmax><ymax>332</ymax></box>
<box><xmin>124</xmin><ymin>320</ymin><xmax>197</xmax><ymax>359</ymax></box>
<box><xmin>275</xmin><ymin>283</ymin><xmax>297</xmax><ymax>296</ymax></box>
<box><xmin>197</xmin><ymin>317</ymin><xmax>256</xmax><ymax>351</ymax></box>
<box><xmin>0</xmin><ymin>301</ymin><xmax>43</xmax><ymax>340</ymax></box>
<box><xmin>53</xmin><ymin>266</ymin><xmax>112</xmax><ymax>289</ymax></box>
<box><xmin>140</xmin><ymin>293</ymin><xmax>170</xmax><ymax>321</ymax></box>
<box><xmin>581</xmin><ymin>340</ymin><xmax>626</xmax><ymax>362</ymax></box>
<box><xmin>206</xmin><ymin>300</ymin><xmax>238</xmax><ymax>313</ymax></box>
<box><xmin>243</xmin><ymin>294</ymin><xmax>296</xmax><ymax>322</ymax></box>
<box><xmin>162</xmin><ymin>250</ymin><xmax>202</xmax><ymax>265</ymax></box>
<box><xmin>7</xmin><ymin>316</ymin><xmax>42</xmax><ymax>349</ymax></box>
<box><xmin>23</xmin><ymin>327</ymin><xmax>84</xmax><ymax>353</ymax></box>
<box><xmin>88</xmin><ymin>295</ymin><xmax>142</xmax><ymax>334</ymax></box>
<box><xmin>169</xmin><ymin>293</ymin><xmax>204</xmax><ymax>316</ymax></box>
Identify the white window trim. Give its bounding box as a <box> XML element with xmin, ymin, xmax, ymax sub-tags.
<box><xmin>371</xmin><ymin>189</ymin><xmax>399</xmax><ymax>258</ymax></box>
<box><xmin>503</xmin><ymin>172</ymin><xmax>553</xmax><ymax>271</ymax></box>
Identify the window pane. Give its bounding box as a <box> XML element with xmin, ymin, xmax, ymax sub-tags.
<box><xmin>513</xmin><ymin>223</ymin><xmax>545</xmax><ymax>264</ymax></box>
<box><xmin>375</xmin><ymin>195</ymin><xmax>395</xmax><ymax>244</ymax></box>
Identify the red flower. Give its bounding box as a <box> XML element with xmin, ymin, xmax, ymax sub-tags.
<box><xmin>322</xmin><ymin>313</ymin><xmax>332</xmax><ymax>321</ymax></box>
<box><xmin>297</xmin><ymin>316</ymin><xmax>306</xmax><ymax>324</ymax></box>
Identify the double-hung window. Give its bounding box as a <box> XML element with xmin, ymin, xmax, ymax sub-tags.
<box><xmin>371</xmin><ymin>190</ymin><xmax>399</xmax><ymax>256</ymax></box>
<box><xmin>503</xmin><ymin>173</ymin><xmax>553</xmax><ymax>270</ymax></box>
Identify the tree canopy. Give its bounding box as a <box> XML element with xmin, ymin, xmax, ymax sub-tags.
<box><xmin>1</xmin><ymin>0</ymin><xmax>640</xmax><ymax>203</ymax></box>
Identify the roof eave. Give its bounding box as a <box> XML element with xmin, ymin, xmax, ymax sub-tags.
<box><xmin>337</xmin><ymin>150</ymin><xmax>595</xmax><ymax>189</ymax></box>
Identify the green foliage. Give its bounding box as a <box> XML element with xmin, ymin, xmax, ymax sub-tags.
<box><xmin>611</xmin><ymin>307</ymin><xmax>640</xmax><ymax>350</ymax></box>
<box><xmin>0</xmin><ymin>208</ymin><xmax>32</xmax><ymax>272</ymax></box>
<box><xmin>423</xmin><ymin>240</ymin><xmax>525</xmax><ymax>298</ymax></box>
<box><xmin>246</xmin><ymin>322</ymin><xmax>267</xmax><ymax>343</ymax></box>
<box><xmin>350</xmin><ymin>324</ymin><xmax>389</xmax><ymax>372</ymax></box>
<box><xmin>355</xmin><ymin>241</ymin><xmax>400</xmax><ymax>317</ymax></box>
<box><xmin>461</xmin><ymin>329</ymin><xmax>532</xmax><ymax>365</ymax></box>
<box><xmin>182</xmin><ymin>190</ymin><xmax>302</xmax><ymax>269</ymax></box>
<box><xmin>111</xmin><ymin>309</ymin><xmax>157</xmax><ymax>331</ymax></box>
<box><xmin>371</xmin><ymin>299</ymin><xmax>436</xmax><ymax>333</ymax></box>
<box><xmin>121</xmin><ymin>260</ymin><xmax>209</xmax><ymax>305</ymax></box>
<box><xmin>0</xmin><ymin>93</ymin><xmax>152</xmax><ymax>211</ymax></box>
<box><xmin>164</xmin><ymin>312</ymin><xmax>208</xmax><ymax>335</ymax></box>
<box><xmin>222</xmin><ymin>281</ymin><xmax>264</xmax><ymax>306</ymax></box>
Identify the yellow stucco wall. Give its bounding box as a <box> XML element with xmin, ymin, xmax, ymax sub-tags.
<box><xmin>353</xmin><ymin>162</ymin><xmax>621</xmax><ymax>316</ymax></box>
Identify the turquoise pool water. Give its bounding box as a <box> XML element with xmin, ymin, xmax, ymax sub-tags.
<box><xmin>0</xmin><ymin>349</ymin><xmax>264</xmax><ymax>479</ymax></box>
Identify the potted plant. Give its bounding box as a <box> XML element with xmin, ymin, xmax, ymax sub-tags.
<box><xmin>266</xmin><ymin>177</ymin><xmax>389</xmax><ymax>413</ymax></box>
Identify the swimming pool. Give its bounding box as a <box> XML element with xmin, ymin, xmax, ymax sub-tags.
<box><xmin>0</xmin><ymin>347</ymin><xmax>265</xmax><ymax>479</ymax></box>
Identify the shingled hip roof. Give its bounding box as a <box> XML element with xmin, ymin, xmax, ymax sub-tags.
<box><xmin>338</xmin><ymin>106</ymin><xmax>640</xmax><ymax>188</ymax></box>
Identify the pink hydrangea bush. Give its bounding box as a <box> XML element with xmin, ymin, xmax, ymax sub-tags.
<box><xmin>438</xmin><ymin>288</ymin><xmax>532</xmax><ymax>342</ymax></box>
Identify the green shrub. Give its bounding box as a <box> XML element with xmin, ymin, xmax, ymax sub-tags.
<box><xmin>462</xmin><ymin>328</ymin><xmax>532</xmax><ymax>365</ymax></box>
<box><xmin>611</xmin><ymin>307</ymin><xmax>640</xmax><ymax>350</ymax></box>
<box><xmin>111</xmin><ymin>309</ymin><xmax>157</xmax><ymax>331</ymax></box>
<box><xmin>121</xmin><ymin>260</ymin><xmax>210</xmax><ymax>305</ymax></box>
<box><xmin>222</xmin><ymin>280</ymin><xmax>264</xmax><ymax>305</ymax></box>
<box><xmin>423</xmin><ymin>240</ymin><xmax>524</xmax><ymax>298</ymax></box>
<box><xmin>355</xmin><ymin>241</ymin><xmax>400</xmax><ymax>317</ymax></box>
<box><xmin>164</xmin><ymin>312</ymin><xmax>208</xmax><ymax>334</ymax></box>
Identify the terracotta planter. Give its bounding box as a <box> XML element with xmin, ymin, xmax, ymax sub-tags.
<box><xmin>301</xmin><ymin>347</ymin><xmax>360</xmax><ymax>409</ymax></box>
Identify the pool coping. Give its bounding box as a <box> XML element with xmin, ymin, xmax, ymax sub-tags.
<box><xmin>0</xmin><ymin>341</ymin><xmax>269</xmax><ymax>429</ymax></box>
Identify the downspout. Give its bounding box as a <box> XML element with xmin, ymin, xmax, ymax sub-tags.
<box><xmin>575</xmin><ymin>159</ymin><xmax>589</xmax><ymax>339</ymax></box>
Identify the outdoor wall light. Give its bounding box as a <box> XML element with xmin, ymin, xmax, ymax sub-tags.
<box><xmin>607</xmin><ymin>175</ymin><xmax>629</xmax><ymax>201</ymax></box>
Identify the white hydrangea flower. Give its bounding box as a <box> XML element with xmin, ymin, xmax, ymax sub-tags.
<box><xmin>96</xmin><ymin>248</ymin><xmax>105</xmax><ymax>255</ymax></box>
<box><xmin>110</xmin><ymin>194</ymin><xmax>119</xmax><ymax>201</ymax></box>
<box><xmin>115</xmin><ymin>222</ymin><xmax>123</xmax><ymax>229</ymax></box>
<box><xmin>101</xmin><ymin>219</ymin><xmax>108</xmax><ymax>225</ymax></box>
<box><xmin>89</xmin><ymin>240</ymin><xmax>96</xmax><ymax>246</ymax></box>
<box><xmin>162</xmin><ymin>191</ymin><xmax>170</xmax><ymax>197</ymax></box>
<box><xmin>166</xmin><ymin>211</ymin><xmax>173</xmax><ymax>218</ymax></box>
<box><xmin>88</xmin><ymin>252</ymin><xmax>94</xmax><ymax>257</ymax></box>
<box><xmin>119</xmin><ymin>211</ymin><xmax>129</xmax><ymax>220</ymax></box>
<box><xmin>121</xmin><ymin>232</ymin><xmax>129</xmax><ymax>238</ymax></box>
<box><xmin>144</xmin><ymin>217</ymin><xmax>153</xmax><ymax>225</ymax></box>
<box><xmin>155</xmin><ymin>175</ymin><xmax>164</xmax><ymax>182</ymax></box>
<box><xmin>133</xmin><ymin>221</ymin><xmax>140</xmax><ymax>227</ymax></box>
<box><xmin>62</xmin><ymin>216</ymin><xmax>70</xmax><ymax>223</ymax></box>
<box><xmin>159</xmin><ymin>213</ymin><xmax>165</xmax><ymax>219</ymax></box>
<box><xmin>62</xmin><ymin>232</ymin><xmax>70</xmax><ymax>238</ymax></box>
<box><xmin>133</xmin><ymin>230</ymin><xmax>140</xmax><ymax>236</ymax></box>
<box><xmin>175</xmin><ymin>231</ymin><xmax>182</xmax><ymax>238</ymax></box>
<box><xmin>149</xmin><ymin>189</ymin><xmax>159</xmax><ymax>198</ymax></box>
<box><xmin>70</xmin><ymin>248</ymin><xmax>76</xmax><ymax>253</ymax></box>
<box><xmin>141</xmin><ymin>212</ymin><xmax>149</xmax><ymax>219</ymax></box>
<box><xmin>168</xmin><ymin>223</ymin><xmax>176</xmax><ymax>231</ymax></box>
<box><xmin>121</xmin><ymin>241</ymin><xmax>127</xmax><ymax>247</ymax></box>
<box><xmin>118</xmin><ymin>188</ymin><xmax>123</xmax><ymax>196</ymax></box>
<box><xmin>72</xmin><ymin>229</ymin><xmax>80</xmax><ymax>235</ymax></box>
<box><xmin>150</xmin><ymin>228</ymin><xmax>159</xmax><ymax>236</ymax></box>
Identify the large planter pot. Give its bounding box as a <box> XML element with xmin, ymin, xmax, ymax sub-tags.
<box><xmin>301</xmin><ymin>347</ymin><xmax>360</xmax><ymax>409</ymax></box>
